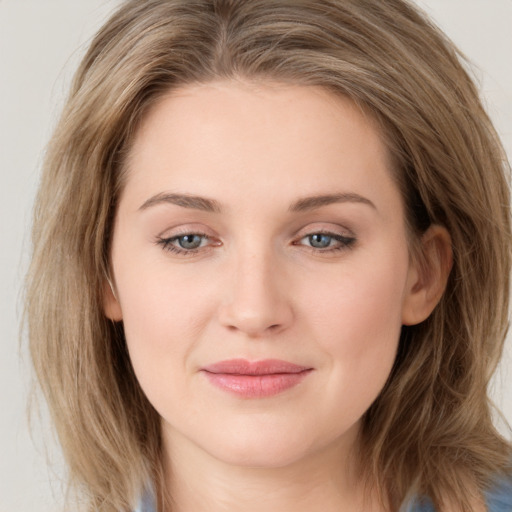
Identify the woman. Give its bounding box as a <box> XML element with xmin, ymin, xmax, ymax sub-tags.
<box><xmin>26</xmin><ymin>0</ymin><xmax>512</xmax><ymax>511</ymax></box>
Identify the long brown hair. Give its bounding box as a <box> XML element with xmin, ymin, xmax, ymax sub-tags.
<box><xmin>26</xmin><ymin>1</ymin><xmax>511</xmax><ymax>510</ymax></box>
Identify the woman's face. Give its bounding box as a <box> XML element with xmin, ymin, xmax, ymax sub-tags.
<box><xmin>106</xmin><ymin>81</ymin><xmax>426</xmax><ymax>469</ymax></box>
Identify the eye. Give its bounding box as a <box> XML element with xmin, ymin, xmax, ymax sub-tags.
<box><xmin>175</xmin><ymin>234</ymin><xmax>204</xmax><ymax>250</ymax></box>
<box><xmin>156</xmin><ymin>232</ymin><xmax>216</xmax><ymax>255</ymax></box>
<box><xmin>308</xmin><ymin>233</ymin><xmax>335</xmax><ymax>249</ymax></box>
<box><xmin>296</xmin><ymin>231</ymin><xmax>356</xmax><ymax>252</ymax></box>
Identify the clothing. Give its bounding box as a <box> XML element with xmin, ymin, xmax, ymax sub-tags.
<box><xmin>134</xmin><ymin>477</ymin><xmax>512</xmax><ymax>512</ymax></box>
<box><xmin>133</xmin><ymin>492</ymin><xmax>156</xmax><ymax>512</ymax></box>
<box><xmin>403</xmin><ymin>477</ymin><xmax>512</xmax><ymax>512</ymax></box>
<box><xmin>134</xmin><ymin>489</ymin><xmax>156</xmax><ymax>512</ymax></box>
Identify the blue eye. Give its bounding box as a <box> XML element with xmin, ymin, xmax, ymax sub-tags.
<box><xmin>176</xmin><ymin>234</ymin><xmax>204</xmax><ymax>250</ymax></box>
<box><xmin>157</xmin><ymin>233</ymin><xmax>211</xmax><ymax>254</ymax></box>
<box><xmin>308</xmin><ymin>233</ymin><xmax>334</xmax><ymax>248</ymax></box>
<box><xmin>299</xmin><ymin>232</ymin><xmax>356</xmax><ymax>252</ymax></box>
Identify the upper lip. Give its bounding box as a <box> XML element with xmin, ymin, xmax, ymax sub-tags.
<box><xmin>201</xmin><ymin>359</ymin><xmax>311</xmax><ymax>375</ymax></box>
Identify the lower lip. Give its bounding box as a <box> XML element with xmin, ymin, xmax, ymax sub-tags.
<box><xmin>202</xmin><ymin>370</ymin><xmax>312</xmax><ymax>398</ymax></box>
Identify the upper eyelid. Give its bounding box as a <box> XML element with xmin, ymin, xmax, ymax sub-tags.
<box><xmin>156</xmin><ymin>224</ymin><xmax>215</xmax><ymax>238</ymax></box>
<box><xmin>294</xmin><ymin>224</ymin><xmax>355</xmax><ymax>239</ymax></box>
<box><xmin>156</xmin><ymin>224</ymin><xmax>355</xmax><ymax>240</ymax></box>
<box><xmin>299</xmin><ymin>227</ymin><xmax>352</xmax><ymax>235</ymax></box>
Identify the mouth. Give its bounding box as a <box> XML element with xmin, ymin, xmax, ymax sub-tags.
<box><xmin>200</xmin><ymin>359</ymin><xmax>313</xmax><ymax>398</ymax></box>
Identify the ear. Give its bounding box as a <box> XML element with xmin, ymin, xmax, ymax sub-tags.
<box><xmin>103</xmin><ymin>276</ymin><xmax>123</xmax><ymax>321</ymax></box>
<box><xmin>401</xmin><ymin>225</ymin><xmax>453</xmax><ymax>326</ymax></box>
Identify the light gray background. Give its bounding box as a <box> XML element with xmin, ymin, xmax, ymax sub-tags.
<box><xmin>1</xmin><ymin>1</ymin><xmax>511</xmax><ymax>511</ymax></box>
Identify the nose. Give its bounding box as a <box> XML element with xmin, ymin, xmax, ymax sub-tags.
<box><xmin>217</xmin><ymin>247</ymin><xmax>294</xmax><ymax>337</ymax></box>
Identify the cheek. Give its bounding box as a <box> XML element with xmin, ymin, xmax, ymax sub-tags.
<box><xmin>114</xmin><ymin>258</ymin><xmax>216</xmax><ymax>396</ymax></box>
<box><xmin>303</xmin><ymin>248</ymin><xmax>408</xmax><ymax>395</ymax></box>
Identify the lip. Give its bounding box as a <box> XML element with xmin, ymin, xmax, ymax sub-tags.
<box><xmin>201</xmin><ymin>359</ymin><xmax>313</xmax><ymax>398</ymax></box>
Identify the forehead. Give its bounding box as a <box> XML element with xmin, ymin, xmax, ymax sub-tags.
<box><xmin>121</xmin><ymin>80</ymin><xmax>402</xmax><ymax>219</ymax></box>
<box><xmin>131</xmin><ymin>81</ymin><xmax>385</xmax><ymax>153</ymax></box>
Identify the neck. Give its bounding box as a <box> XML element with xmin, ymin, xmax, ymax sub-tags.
<box><xmin>161</xmin><ymin>425</ymin><xmax>383</xmax><ymax>512</ymax></box>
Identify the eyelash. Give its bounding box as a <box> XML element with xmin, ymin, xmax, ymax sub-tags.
<box><xmin>156</xmin><ymin>232</ymin><xmax>212</xmax><ymax>255</ymax></box>
<box><xmin>295</xmin><ymin>231</ymin><xmax>356</xmax><ymax>253</ymax></box>
<box><xmin>156</xmin><ymin>230</ymin><xmax>356</xmax><ymax>256</ymax></box>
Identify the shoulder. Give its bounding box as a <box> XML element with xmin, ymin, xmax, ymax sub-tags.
<box><xmin>403</xmin><ymin>476</ymin><xmax>512</xmax><ymax>512</ymax></box>
<box><xmin>485</xmin><ymin>475</ymin><xmax>512</xmax><ymax>512</ymax></box>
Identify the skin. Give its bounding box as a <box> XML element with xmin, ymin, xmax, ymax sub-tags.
<box><xmin>104</xmin><ymin>81</ymin><xmax>452</xmax><ymax>512</ymax></box>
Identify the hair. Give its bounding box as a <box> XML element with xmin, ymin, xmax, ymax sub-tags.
<box><xmin>26</xmin><ymin>0</ymin><xmax>511</xmax><ymax>511</ymax></box>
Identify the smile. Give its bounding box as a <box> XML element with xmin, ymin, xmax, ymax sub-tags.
<box><xmin>201</xmin><ymin>359</ymin><xmax>313</xmax><ymax>398</ymax></box>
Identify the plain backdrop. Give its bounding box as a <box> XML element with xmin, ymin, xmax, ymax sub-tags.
<box><xmin>1</xmin><ymin>1</ymin><xmax>511</xmax><ymax>511</ymax></box>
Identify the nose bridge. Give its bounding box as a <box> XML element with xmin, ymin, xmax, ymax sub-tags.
<box><xmin>218</xmin><ymin>238</ymin><xmax>292</xmax><ymax>336</ymax></box>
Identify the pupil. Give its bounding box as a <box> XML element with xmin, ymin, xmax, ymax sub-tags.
<box><xmin>310</xmin><ymin>234</ymin><xmax>331</xmax><ymax>248</ymax></box>
<box><xmin>179</xmin><ymin>235</ymin><xmax>201</xmax><ymax>249</ymax></box>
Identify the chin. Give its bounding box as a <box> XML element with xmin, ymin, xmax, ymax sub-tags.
<box><xmin>197</xmin><ymin>420</ymin><xmax>343</xmax><ymax>470</ymax></box>
<box><xmin>209</xmin><ymin>439</ymin><xmax>313</xmax><ymax>469</ymax></box>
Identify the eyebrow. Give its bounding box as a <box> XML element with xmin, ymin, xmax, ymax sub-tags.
<box><xmin>289</xmin><ymin>193</ymin><xmax>376</xmax><ymax>212</ymax></box>
<box><xmin>138</xmin><ymin>192</ymin><xmax>376</xmax><ymax>214</ymax></box>
<box><xmin>139</xmin><ymin>192</ymin><xmax>222</xmax><ymax>213</ymax></box>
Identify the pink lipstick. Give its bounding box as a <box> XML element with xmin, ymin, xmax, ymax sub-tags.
<box><xmin>201</xmin><ymin>359</ymin><xmax>312</xmax><ymax>398</ymax></box>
